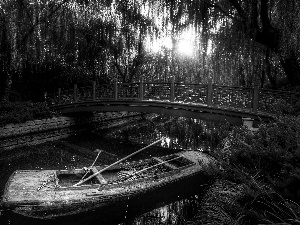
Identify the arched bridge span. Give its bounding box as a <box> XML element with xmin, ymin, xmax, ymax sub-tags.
<box><xmin>51</xmin><ymin>100</ymin><xmax>271</xmax><ymax>125</ymax></box>
<box><xmin>47</xmin><ymin>80</ymin><xmax>299</xmax><ymax>125</ymax></box>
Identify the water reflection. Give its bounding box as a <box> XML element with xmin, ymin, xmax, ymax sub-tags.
<box><xmin>121</xmin><ymin>195</ymin><xmax>204</xmax><ymax>225</ymax></box>
<box><xmin>92</xmin><ymin>115</ymin><xmax>223</xmax><ymax>224</ymax></box>
<box><xmin>98</xmin><ymin>115</ymin><xmax>222</xmax><ymax>152</ymax></box>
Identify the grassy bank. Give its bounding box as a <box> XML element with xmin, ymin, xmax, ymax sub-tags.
<box><xmin>191</xmin><ymin>102</ymin><xmax>300</xmax><ymax>224</ymax></box>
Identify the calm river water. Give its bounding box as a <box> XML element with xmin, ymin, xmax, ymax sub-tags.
<box><xmin>0</xmin><ymin>114</ymin><xmax>224</xmax><ymax>225</ymax></box>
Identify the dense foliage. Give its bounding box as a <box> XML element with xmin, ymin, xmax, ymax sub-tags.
<box><xmin>194</xmin><ymin>103</ymin><xmax>300</xmax><ymax>224</ymax></box>
<box><xmin>1</xmin><ymin>0</ymin><xmax>300</xmax><ymax>101</ymax></box>
<box><xmin>0</xmin><ymin>101</ymin><xmax>54</xmax><ymax>126</ymax></box>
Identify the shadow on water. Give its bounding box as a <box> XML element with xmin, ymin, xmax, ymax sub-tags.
<box><xmin>0</xmin><ymin>114</ymin><xmax>225</xmax><ymax>225</ymax></box>
<box><xmin>96</xmin><ymin>114</ymin><xmax>225</xmax><ymax>152</ymax></box>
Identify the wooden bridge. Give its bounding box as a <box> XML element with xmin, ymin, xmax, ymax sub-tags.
<box><xmin>47</xmin><ymin>78</ymin><xmax>300</xmax><ymax>125</ymax></box>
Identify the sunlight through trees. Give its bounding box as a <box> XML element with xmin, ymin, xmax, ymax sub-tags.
<box><xmin>0</xmin><ymin>0</ymin><xmax>299</xmax><ymax>101</ymax></box>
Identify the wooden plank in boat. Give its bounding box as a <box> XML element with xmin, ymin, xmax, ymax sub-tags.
<box><xmin>91</xmin><ymin>167</ymin><xmax>107</xmax><ymax>184</ymax></box>
<box><xmin>153</xmin><ymin>157</ymin><xmax>178</xmax><ymax>170</ymax></box>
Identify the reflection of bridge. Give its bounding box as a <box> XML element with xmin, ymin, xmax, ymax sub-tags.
<box><xmin>47</xmin><ymin>79</ymin><xmax>299</xmax><ymax>125</ymax></box>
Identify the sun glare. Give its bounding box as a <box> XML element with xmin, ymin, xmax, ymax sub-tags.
<box><xmin>177</xmin><ymin>29</ymin><xmax>196</xmax><ymax>56</ymax></box>
<box><xmin>177</xmin><ymin>39</ymin><xmax>194</xmax><ymax>56</ymax></box>
<box><xmin>163</xmin><ymin>37</ymin><xmax>173</xmax><ymax>49</ymax></box>
<box><xmin>207</xmin><ymin>39</ymin><xmax>212</xmax><ymax>55</ymax></box>
<box><xmin>146</xmin><ymin>36</ymin><xmax>172</xmax><ymax>53</ymax></box>
<box><xmin>146</xmin><ymin>28</ymin><xmax>197</xmax><ymax>57</ymax></box>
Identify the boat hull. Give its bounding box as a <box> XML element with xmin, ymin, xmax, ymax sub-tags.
<box><xmin>2</xmin><ymin>151</ymin><xmax>214</xmax><ymax>225</ymax></box>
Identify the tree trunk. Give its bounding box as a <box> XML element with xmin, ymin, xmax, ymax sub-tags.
<box><xmin>0</xmin><ymin>18</ymin><xmax>11</xmax><ymax>102</ymax></box>
<box><xmin>228</xmin><ymin>0</ymin><xmax>300</xmax><ymax>88</ymax></box>
<box><xmin>265</xmin><ymin>47</ymin><xmax>277</xmax><ymax>89</ymax></box>
<box><xmin>1</xmin><ymin>9</ymin><xmax>17</xmax><ymax>102</ymax></box>
<box><xmin>280</xmin><ymin>54</ymin><xmax>300</xmax><ymax>86</ymax></box>
<box><xmin>1</xmin><ymin>71</ymin><xmax>12</xmax><ymax>102</ymax></box>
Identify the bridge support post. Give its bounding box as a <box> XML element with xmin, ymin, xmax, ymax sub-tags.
<box><xmin>74</xmin><ymin>84</ymin><xmax>78</xmax><ymax>103</ymax></box>
<box><xmin>170</xmin><ymin>76</ymin><xmax>175</xmax><ymax>102</ymax></box>
<box><xmin>58</xmin><ymin>88</ymin><xmax>61</xmax><ymax>105</ymax></box>
<box><xmin>252</xmin><ymin>81</ymin><xmax>259</xmax><ymax>113</ymax></box>
<box><xmin>139</xmin><ymin>76</ymin><xmax>144</xmax><ymax>100</ymax></box>
<box><xmin>92</xmin><ymin>81</ymin><xmax>96</xmax><ymax>101</ymax></box>
<box><xmin>207</xmin><ymin>78</ymin><xmax>213</xmax><ymax>106</ymax></box>
<box><xmin>114</xmin><ymin>81</ymin><xmax>118</xmax><ymax>100</ymax></box>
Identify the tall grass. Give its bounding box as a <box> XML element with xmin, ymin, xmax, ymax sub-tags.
<box><xmin>193</xmin><ymin>100</ymin><xmax>300</xmax><ymax>224</ymax></box>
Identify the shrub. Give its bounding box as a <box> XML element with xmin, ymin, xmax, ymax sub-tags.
<box><xmin>270</xmin><ymin>99</ymin><xmax>300</xmax><ymax>116</ymax></box>
<box><xmin>0</xmin><ymin>101</ymin><xmax>54</xmax><ymax>126</ymax></box>
<box><xmin>198</xmin><ymin>113</ymin><xmax>300</xmax><ymax>224</ymax></box>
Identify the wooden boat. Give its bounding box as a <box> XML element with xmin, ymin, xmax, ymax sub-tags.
<box><xmin>2</xmin><ymin>150</ymin><xmax>213</xmax><ymax>225</ymax></box>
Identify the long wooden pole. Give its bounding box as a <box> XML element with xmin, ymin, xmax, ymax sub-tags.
<box><xmin>81</xmin><ymin>150</ymin><xmax>103</xmax><ymax>181</ymax></box>
<box><xmin>122</xmin><ymin>155</ymin><xmax>183</xmax><ymax>180</ymax></box>
<box><xmin>73</xmin><ymin>138</ymin><xmax>165</xmax><ymax>186</ymax></box>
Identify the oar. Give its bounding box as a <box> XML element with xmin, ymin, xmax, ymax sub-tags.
<box><xmin>90</xmin><ymin>149</ymin><xmax>103</xmax><ymax>167</ymax></box>
<box><xmin>73</xmin><ymin>138</ymin><xmax>165</xmax><ymax>186</ymax></box>
<box><xmin>81</xmin><ymin>149</ymin><xmax>103</xmax><ymax>181</ymax></box>
<box><xmin>121</xmin><ymin>155</ymin><xmax>183</xmax><ymax>180</ymax></box>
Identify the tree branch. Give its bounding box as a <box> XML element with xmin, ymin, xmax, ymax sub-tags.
<box><xmin>251</xmin><ymin>0</ymin><xmax>259</xmax><ymax>29</ymax></box>
<box><xmin>210</xmin><ymin>2</ymin><xmax>234</xmax><ymax>19</ymax></box>
<box><xmin>17</xmin><ymin>0</ymin><xmax>33</xmax><ymax>25</ymax></box>
<box><xmin>113</xmin><ymin>57</ymin><xmax>125</xmax><ymax>81</ymax></box>
<box><xmin>17</xmin><ymin>0</ymin><xmax>69</xmax><ymax>50</ymax></box>
<box><xmin>227</xmin><ymin>0</ymin><xmax>246</xmax><ymax>19</ymax></box>
<box><xmin>254</xmin><ymin>0</ymin><xmax>280</xmax><ymax>50</ymax></box>
<box><xmin>260</xmin><ymin>0</ymin><xmax>271</xmax><ymax>31</ymax></box>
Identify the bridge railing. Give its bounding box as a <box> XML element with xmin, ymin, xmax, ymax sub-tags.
<box><xmin>212</xmin><ymin>85</ymin><xmax>254</xmax><ymax>111</ymax></box>
<box><xmin>46</xmin><ymin>87</ymin><xmax>74</xmax><ymax>106</ymax></box>
<box><xmin>118</xmin><ymin>83</ymin><xmax>140</xmax><ymax>100</ymax></box>
<box><xmin>95</xmin><ymin>83</ymin><xmax>115</xmax><ymax>100</ymax></box>
<box><xmin>47</xmin><ymin>78</ymin><xmax>300</xmax><ymax>114</ymax></box>
<box><xmin>259</xmin><ymin>89</ymin><xmax>300</xmax><ymax>112</ymax></box>
<box><xmin>174</xmin><ymin>83</ymin><xmax>208</xmax><ymax>104</ymax></box>
<box><xmin>143</xmin><ymin>82</ymin><xmax>172</xmax><ymax>101</ymax></box>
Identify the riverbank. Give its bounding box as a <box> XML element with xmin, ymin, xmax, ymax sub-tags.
<box><xmin>189</xmin><ymin>111</ymin><xmax>300</xmax><ymax>224</ymax></box>
<box><xmin>0</xmin><ymin>110</ymin><xmax>146</xmax><ymax>151</ymax></box>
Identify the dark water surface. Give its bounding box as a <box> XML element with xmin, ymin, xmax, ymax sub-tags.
<box><xmin>0</xmin><ymin>115</ymin><xmax>223</xmax><ymax>225</ymax></box>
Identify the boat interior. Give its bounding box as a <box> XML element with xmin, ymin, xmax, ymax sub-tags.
<box><xmin>56</xmin><ymin>153</ymin><xmax>195</xmax><ymax>187</ymax></box>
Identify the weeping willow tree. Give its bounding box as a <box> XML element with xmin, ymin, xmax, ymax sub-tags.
<box><xmin>205</xmin><ymin>0</ymin><xmax>300</xmax><ymax>88</ymax></box>
<box><xmin>132</xmin><ymin>0</ymin><xmax>298</xmax><ymax>87</ymax></box>
<box><xmin>1</xmin><ymin>0</ymin><xmax>299</xmax><ymax>101</ymax></box>
<box><xmin>179</xmin><ymin>0</ymin><xmax>300</xmax><ymax>87</ymax></box>
<box><xmin>0</xmin><ymin>0</ymin><xmax>158</xmax><ymax>101</ymax></box>
<box><xmin>0</xmin><ymin>0</ymin><xmax>75</xmax><ymax>101</ymax></box>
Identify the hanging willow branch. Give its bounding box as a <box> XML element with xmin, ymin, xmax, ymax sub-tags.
<box><xmin>17</xmin><ymin>0</ymin><xmax>69</xmax><ymax>50</ymax></box>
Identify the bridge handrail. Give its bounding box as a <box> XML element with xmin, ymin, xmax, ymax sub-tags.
<box><xmin>213</xmin><ymin>84</ymin><xmax>253</xmax><ymax>89</ymax></box>
<box><xmin>260</xmin><ymin>88</ymin><xmax>299</xmax><ymax>95</ymax></box>
<box><xmin>212</xmin><ymin>85</ymin><xmax>254</xmax><ymax>110</ymax></box>
<box><xmin>47</xmin><ymin>80</ymin><xmax>299</xmax><ymax>114</ymax></box>
<box><xmin>258</xmin><ymin>88</ymin><xmax>300</xmax><ymax>112</ymax></box>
